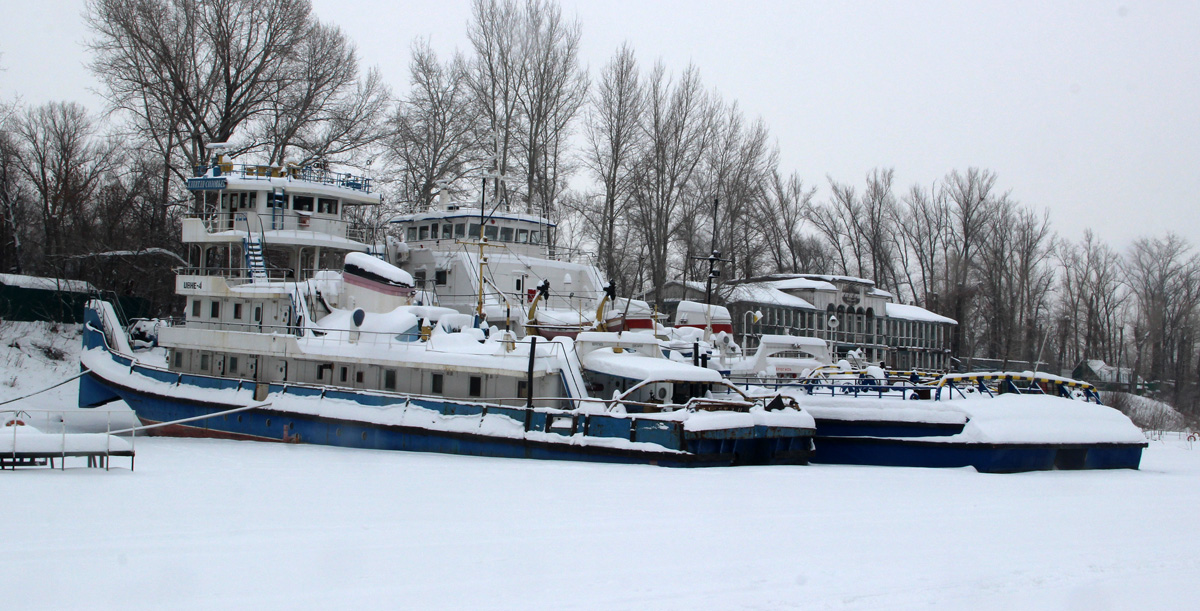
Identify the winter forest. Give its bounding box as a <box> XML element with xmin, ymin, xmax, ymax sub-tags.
<box><xmin>0</xmin><ymin>0</ymin><xmax>1196</xmax><ymax>415</ymax></box>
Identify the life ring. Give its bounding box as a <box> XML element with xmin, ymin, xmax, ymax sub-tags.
<box><xmin>1188</xmin><ymin>433</ymin><xmax>1198</xmax><ymax>442</ymax></box>
<box><xmin>4</xmin><ymin>419</ymin><xmax>25</xmax><ymax>427</ymax></box>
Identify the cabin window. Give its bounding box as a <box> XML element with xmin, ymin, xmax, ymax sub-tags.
<box><xmin>191</xmin><ymin>299</ymin><xmax>201</xmax><ymax>317</ymax></box>
<box><xmin>254</xmin><ymin>306</ymin><xmax>262</xmax><ymax>323</ymax></box>
<box><xmin>418</xmin><ymin>226</ymin><xmax>429</xmax><ymax>240</ymax></box>
<box><xmin>517</xmin><ymin>228</ymin><xmax>529</xmax><ymax>243</ymax></box>
<box><xmin>355</xmin><ymin>371</ymin><xmax>364</xmax><ymax>384</ymax></box>
<box><xmin>233</xmin><ymin>303</ymin><xmax>243</xmax><ymax>320</ymax></box>
<box><xmin>484</xmin><ymin>225</ymin><xmax>499</xmax><ymax>240</ymax></box>
<box><xmin>435</xmin><ymin>270</ymin><xmax>447</xmax><ymax>285</ymax></box>
<box><xmin>500</xmin><ymin>227</ymin><xmax>514</xmax><ymax>242</ymax></box>
<box><xmin>442</xmin><ymin>224</ymin><xmax>452</xmax><ymax>239</ymax></box>
<box><xmin>317</xmin><ymin>198</ymin><xmax>338</xmax><ymax>214</ymax></box>
<box><xmin>414</xmin><ymin>270</ymin><xmax>426</xmax><ymax>286</ymax></box>
<box><xmin>210</xmin><ymin>301</ymin><xmax>220</xmax><ymax>319</ymax></box>
<box><xmin>429</xmin><ymin>223</ymin><xmax>439</xmax><ymax>238</ymax></box>
<box><xmin>340</xmin><ymin>366</ymin><xmax>348</xmax><ymax>383</ymax></box>
<box><xmin>529</xmin><ymin>230</ymin><xmax>541</xmax><ymax>245</ymax></box>
<box><xmin>454</xmin><ymin>223</ymin><xmax>465</xmax><ymax>238</ymax></box>
<box><xmin>248</xmin><ymin>192</ymin><xmax>257</xmax><ymax>209</ymax></box>
<box><xmin>469</xmin><ymin>376</ymin><xmax>482</xmax><ymax>397</ymax></box>
<box><xmin>468</xmin><ymin>223</ymin><xmax>481</xmax><ymax>238</ymax></box>
<box><xmin>406</xmin><ymin>227</ymin><xmax>417</xmax><ymax>241</ymax></box>
<box><xmin>229</xmin><ymin>356</ymin><xmax>239</xmax><ymax>374</ymax></box>
<box><xmin>384</xmin><ymin>369</ymin><xmax>396</xmax><ymax>390</ymax></box>
<box><xmin>518</xmin><ymin>380</ymin><xmax>529</xmax><ymax>400</ymax></box>
<box><xmin>173</xmin><ymin>350</ymin><xmax>182</xmax><ymax>368</ymax></box>
<box><xmin>200</xmin><ymin>353</ymin><xmax>210</xmax><ymax>371</ymax></box>
<box><xmin>515</xmin><ymin>277</ymin><xmax>523</xmax><ymax>292</ymax></box>
<box><xmin>432</xmin><ymin>373</ymin><xmax>444</xmax><ymax>394</ymax></box>
<box><xmin>293</xmin><ymin>196</ymin><xmax>314</xmax><ymax>212</ymax></box>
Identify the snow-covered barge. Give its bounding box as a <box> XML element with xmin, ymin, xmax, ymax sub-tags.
<box><xmin>77</xmin><ymin>154</ymin><xmax>815</xmax><ymax>467</ymax></box>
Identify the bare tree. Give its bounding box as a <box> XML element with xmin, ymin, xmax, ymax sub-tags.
<box><xmin>386</xmin><ymin>41</ymin><xmax>482</xmax><ymax>211</ymax></box>
<box><xmin>581</xmin><ymin>43</ymin><xmax>643</xmax><ymax>284</ymax></box>
<box><xmin>628</xmin><ymin>62</ymin><xmax>715</xmax><ymax>306</ymax></box>
<box><xmin>13</xmin><ymin>102</ymin><xmax>117</xmax><ymax>268</ymax></box>
<box><xmin>466</xmin><ymin>0</ymin><xmax>525</xmax><ymax>209</ymax></box>
<box><xmin>754</xmin><ymin>170</ymin><xmax>823</xmax><ymax>274</ymax></box>
<box><xmin>1124</xmin><ymin>234</ymin><xmax>1200</xmax><ymax>405</ymax></box>
<box><xmin>941</xmin><ymin>167</ymin><xmax>1000</xmax><ymax>358</ymax></box>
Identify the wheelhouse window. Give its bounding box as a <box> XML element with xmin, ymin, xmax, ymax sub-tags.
<box><xmin>442</xmin><ymin>224</ymin><xmax>453</xmax><ymax>239</ymax></box>
<box><xmin>292</xmin><ymin>196</ymin><xmax>314</xmax><ymax>212</ymax></box>
<box><xmin>418</xmin><ymin>226</ymin><xmax>429</xmax><ymax>240</ymax></box>
<box><xmin>454</xmin><ymin>223</ymin><xmax>465</xmax><ymax>238</ymax></box>
<box><xmin>517</xmin><ymin>228</ymin><xmax>529</xmax><ymax>243</ymax></box>
<box><xmin>435</xmin><ymin>270</ymin><xmax>448</xmax><ymax>285</ymax></box>
<box><xmin>529</xmin><ymin>230</ymin><xmax>541</xmax><ymax>245</ymax></box>
<box><xmin>500</xmin><ymin>227</ymin><xmax>514</xmax><ymax>242</ymax></box>
<box><xmin>406</xmin><ymin>226</ymin><xmax>417</xmax><ymax>241</ymax></box>
<box><xmin>317</xmin><ymin>198</ymin><xmax>338</xmax><ymax>214</ymax></box>
<box><xmin>484</xmin><ymin>225</ymin><xmax>499</xmax><ymax>240</ymax></box>
<box><xmin>468</xmin><ymin>223</ymin><xmax>481</xmax><ymax>238</ymax></box>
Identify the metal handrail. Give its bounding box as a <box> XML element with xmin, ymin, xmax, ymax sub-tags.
<box><xmin>194</xmin><ymin>163</ymin><xmax>373</xmax><ymax>193</ymax></box>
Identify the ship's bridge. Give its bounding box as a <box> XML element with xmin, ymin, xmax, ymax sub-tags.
<box><xmin>390</xmin><ymin>207</ymin><xmax>554</xmax><ymax>259</ymax></box>
<box><xmin>180</xmin><ymin>159</ymin><xmax>379</xmax><ymax>284</ymax></box>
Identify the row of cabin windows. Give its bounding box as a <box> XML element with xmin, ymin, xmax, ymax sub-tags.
<box><xmin>175</xmin><ymin>347</ymin><xmax>493</xmax><ymax>397</ymax></box>
<box><xmin>405</xmin><ymin>222</ymin><xmax>543</xmax><ymax>245</ymax></box>
<box><xmin>228</xmin><ymin>192</ymin><xmax>338</xmax><ymax>215</ymax></box>
<box><xmin>171</xmin><ymin>348</ymin><xmax>532</xmax><ymax>400</ymax></box>
<box><xmin>190</xmin><ymin>299</ymin><xmax>261</xmax><ymax>323</ymax></box>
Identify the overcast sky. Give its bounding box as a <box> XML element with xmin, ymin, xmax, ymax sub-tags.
<box><xmin>2</xmin><ymin>0</ymin><xmax>1197</xmax><ymax>249</ymax></box>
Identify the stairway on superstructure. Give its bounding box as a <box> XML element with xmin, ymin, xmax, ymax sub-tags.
<box><xmin>244</xmin><ymin>236</ymin><xmax>268</xmax><ymax>283</ymax></box>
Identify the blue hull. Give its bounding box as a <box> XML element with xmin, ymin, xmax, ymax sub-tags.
<box><xmin>80</xmin><ymin>314</ymin><xmax>813</xmax><ymax>468</ymax></box>
<box><xmin>811</xmin><ymin>419</ymin><xmax>1144</xmax><ymax>472</ymax></box>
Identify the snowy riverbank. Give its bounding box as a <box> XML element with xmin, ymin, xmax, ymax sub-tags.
<box><xmin>2</xmin><ymin>321</ymin><xmax>1198</xmax><ymax>609</ymax></box>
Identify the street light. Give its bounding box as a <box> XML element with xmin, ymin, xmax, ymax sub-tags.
<box><xmin>742</xmin><ymin>309</ymin><xmax>763</xmax><ymax>352</ymax></box>
<box><xmin>828</xmin><ymin>314</ymin><xmax>839</xmax><ymax>342</ymax></box>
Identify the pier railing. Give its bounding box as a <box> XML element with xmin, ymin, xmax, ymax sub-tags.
<box><xmin>1</xmin><ymin>407</ymin><xmax>137</xmax><ymax>470</ymax></box>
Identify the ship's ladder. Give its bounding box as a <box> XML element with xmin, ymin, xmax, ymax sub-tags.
<box><xmin>244</xmin><ymin>235</ymin><xmax>268</xmax><ymax>283</ymax></box>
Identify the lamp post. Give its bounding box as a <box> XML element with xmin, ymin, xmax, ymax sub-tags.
<box><xmin>742</xmin><ymin>309</ymin><xmax>763</xmax><ymax>352</ymax></box>
<box><xmin>828</xmin><ymin>314</ymin><xmax>839</xmax><ymax>343</ymax></box>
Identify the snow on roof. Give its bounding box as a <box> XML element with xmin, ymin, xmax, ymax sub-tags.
<box><xmin>344</xmin><ymin>252</ymin><xmax>414</xmax><ymax>286</ymax></box>
<box><xmin>797</xmin><ymin>274</ymin><xmax>875</xmax><ymax>286</ymax></box>
<box><xmin>581</xmin><ymin>349</ymin><xmax>725</xmax><ymax>384</ymax></box>
<box><xmin>0</xmin><ymin>274</ymin><xmax>95</xmax><ymax>293</ymax></box>
<box><xmin>885</xmin><ymin>302</ymin><xmax>957</xmax><ymax>324</ymax></box>
<box><xmin>675</xmin><ymin>300</ymin><xmax>731</xmax><ymax>323</ymax></box>
<box><xmin>725</xmin><ymin>283</ymin><xmax>815</xmax><ymax>309</ymax></box>
<box><xmin>765</xmin><ymin>277</ymin><xmax>838</xmax><ymax>292</ymax></box>
<box><xmin>1085</xmin><ymin>360</ymin><xmax>1138</xmax><ymax>383</ymax></box>
<box><xmin>390</xmin><ymin>207</ymin><xmax>556</xmax><ymax>227</ymax></box>
<box><xmin>869</xmin><ymin>288</ymin><xmax>892</xmax><ymax>298</ymax></box>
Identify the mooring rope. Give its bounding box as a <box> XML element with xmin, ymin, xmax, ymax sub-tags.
<box><xmin>0</xmin><ymin>368</ymin><xmax>93</xmax><ymax>410</ymax></box>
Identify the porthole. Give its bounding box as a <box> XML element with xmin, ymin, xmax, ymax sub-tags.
<box><xmin>265</xmin><ymin>418</ymin><xmax>272</xmax><ymax>428</ymax></box>
<box><xmin>237</xmin><ymin>415</ymin><xmax>243</xmax><ymax>423</ymax></box>
<box><xmin>361</xmin><ymin>431</ymin><xmax>367</xmax><ymax>441</ymax></box>
<box><xmin>335</xmin><ymin>427</ymin><xmax>341</xmax><ymax>436</ymax></box>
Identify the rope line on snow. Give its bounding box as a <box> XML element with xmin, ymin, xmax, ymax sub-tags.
<box><xmin>0</xmin><ymin>368</ymin><xmax>92</xmax><ymax>410</ymax></box>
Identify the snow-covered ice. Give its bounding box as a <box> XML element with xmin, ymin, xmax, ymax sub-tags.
<box><xmin>2</xmin><ymin>322</ymin><xmax>1198</xmax><ymax>609</ymax></box>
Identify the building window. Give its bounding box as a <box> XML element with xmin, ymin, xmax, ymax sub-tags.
<box><xmin>210</xmin><ymin>301</ymin><xmax>220</xmax><ymax>319</ymax></box>
<box><xmin>384</xmin><ymin>369</ymin><xmax>396</xmax><ymax>390</ymax></box>
<box><xmin>469</xmin><ymin>376</ymin><xmax>481</xmax><ymax>397</ymax></box>
<box><xmin>432</xmin><ymin>373</ymin><xmax>444</xmax><ymax>394</ymax></box>
<box><xmin>191</xmin><ymin>299</ymin><xmax>201</xmax><ymax>317</ymax></box>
